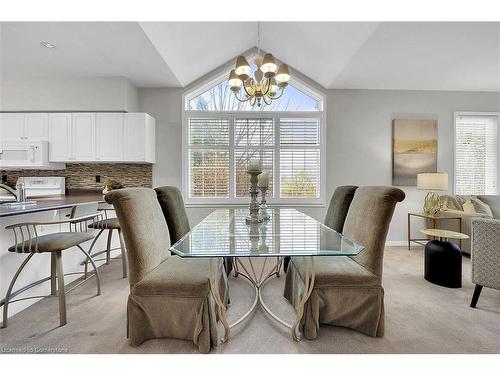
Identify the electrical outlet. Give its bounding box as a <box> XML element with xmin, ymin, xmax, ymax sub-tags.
<box><xmin>95</xmin><ymin>175</ymin><xmax>101</xmax><ymax>183</ymax></box>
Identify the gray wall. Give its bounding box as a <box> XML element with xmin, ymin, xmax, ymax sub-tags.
<box><xmin>139</xmin><ymin>87</ymin><xmax>500</xmax><ymax>243</ymax></box>
<box><xmin>0</xmin><ymin>77</ymin><xmax>138</xmax><ymax>112</ymax></box>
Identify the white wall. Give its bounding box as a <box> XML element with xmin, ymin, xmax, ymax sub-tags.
<box><xmin>140</xmin><ymin>88</ymin><xmax>500</xmax><ymax>242</ymax></box>
<box><xmin>0</xmin><ymin>77</ymin><xmax>138</xmax><ymax>112</ymax></box>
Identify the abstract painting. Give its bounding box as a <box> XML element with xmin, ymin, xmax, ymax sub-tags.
<box><xmin>392</xmin><ymin>119</ymin><xmax>437</xmax><ymax>186</ymax></box>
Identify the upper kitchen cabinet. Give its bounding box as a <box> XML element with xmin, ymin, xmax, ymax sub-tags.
<box><xmin>124</xmin><ymin>113</ymin><xmax>155</xmax><ymax>163</ymax></box>
<box><xmin>48</xmin><ymin>113</ymin><xmax>72</xmax><ymax>161</ymax></box>
<box><xmin>72</xmin><ymin>113</ymin><xmax>96</xmax><ymax>161</ymax></box>
<box><xmin>0</xmin><ymin>113</ymin><xmax>48</xmax><ymax>141</ymax></box>
<box><xmin>96</xmin><ymin>113</ymin><xmax>124</xmax><ymax>161</ymax></box>
<box><xmin>47</xmin><ymin>112</ymin><xmax>155</xmax><ymax>163</ymax></box>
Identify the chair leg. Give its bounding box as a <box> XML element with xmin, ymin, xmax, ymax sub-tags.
<box><xmin>50</xmin><ymin>252</ymin><xmax>57</xmax><ymax>295</ymax></box>
<box><xmin>106</xmin><ymin>229</ymin><xmax>113</xmax><ymax>265</ymax></box>
<box><xmin>118</xmin><ymin>228</ymin><xmax>128</xmax><ymax>279</ymax></box>
<box><xmin>470</xmin><ymin>285</ymin><xmax>483</xmax><ymax>308</ymax></box>
<box><xmin>77</xmin><ymin>245</ymin><xmax>101</xmax><ymax>296</ymax></box>
<box><xmin>54</xmin><ymin>251</ymin><xmax>67</xmax><ymax>327</ymax></box>
<box><xmin>2</xmin><ymin>253</ymin><xmax>35</xmax><ymax>328</ymax></box>
<box><xmin>84</xmin><ymin>229</ymin><xmax>104</xmax><ymax>278</ymax></box>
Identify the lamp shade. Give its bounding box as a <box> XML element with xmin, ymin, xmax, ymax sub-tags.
<box><xmin>235</xmin><ymin>56</ymin><xmax>251</xmax><ymax>79</ymax></box>
<box><xmin>260</xmin><ymin>53</ymin><xmax>277</xmax><ymax>77</ymax></box>
<box><xmin>228</xmin><ymin>69</ymin><xmax>242</xmax><ymax>91</ymax></box>
<box><xmin>276</xmin><ymin>63</ymin><xmax>291</xmax><ymax>83</ymax></box>
<box><xmin>417</xmin><ymin>172</ymin><xmax>448</xmax><ymax>191</ymax></box>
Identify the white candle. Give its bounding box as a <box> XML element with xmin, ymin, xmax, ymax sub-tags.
<box><xmin>248</xmin><ymin>159</ymin><xmax>261</xmax><ymax>171</ymax></box>
<box><xmin>258</xmin><ymin>171</ymin><xmax>269</xmax><ymax>187</ymax></box>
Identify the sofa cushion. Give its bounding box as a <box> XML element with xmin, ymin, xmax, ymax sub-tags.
<box><xmin>470</xmin><ymin>197</ymin><xmax>493</xmax><ymax>218</ymax></box>
<box><xmin>131</xmin><ymin>257</ymin><xmax>210</xmax><ymax>297</ymax></box>
<box><xmin>476</xmin><ymin>195</ymin><xmax>500</xmax><ymax>219</ymax></box>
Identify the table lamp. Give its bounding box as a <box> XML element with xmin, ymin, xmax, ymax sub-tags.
<box><xmin>417</xmin><ymin>172</ymin><xmax>448</xmax><ymax>215</ymax></box>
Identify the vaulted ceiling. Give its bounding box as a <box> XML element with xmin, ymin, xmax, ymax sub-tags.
<box><xmin>1</xmin><ymin>21</ymin><xmax>499</xmax><ymax>91</ymax></box>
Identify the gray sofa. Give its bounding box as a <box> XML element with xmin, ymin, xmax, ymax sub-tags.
<box><xmin>437</xmin><ymin>195</ymin><xmax>500</xmax><ymax>254</ymax></box>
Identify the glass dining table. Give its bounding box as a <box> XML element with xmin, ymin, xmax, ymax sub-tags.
<box><xmin>170</xmin><ymin>207</ymin><xmax>364</xmax><ymax>343</ymax></box>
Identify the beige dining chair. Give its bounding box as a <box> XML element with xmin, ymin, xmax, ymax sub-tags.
<box><xmin>105</xmin><ymin>187</ymin><xmax>227</xmax><ymax>353</ymax></box>
<box><xmin>283</xmin><ymin>185</ymin><xmax>359</xmax><ymax>273</ymax></box>
<box><xmin>284</xmin><ymin>186</ymin><xmax>405</xmax><ymax>338</ymax></box>
<box><xmin>154</xmin><ymin>185</ymin><xmax>233</xmax><ymax>276</ymax></box>
<box><xmin>1</xmin><ymin>202</ymin><xmax>102</xmax><ymax>328</ymax></box>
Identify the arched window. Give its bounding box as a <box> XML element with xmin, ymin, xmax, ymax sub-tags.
<box><xmin>182</xmin><ymin>60</ymin><xmax>326</xmax><ymax>206</ymax></box>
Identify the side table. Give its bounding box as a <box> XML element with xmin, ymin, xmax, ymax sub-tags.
<box><xmin>420</xmin><ymin>229</ymin><xmax>469</xmax><ymax>288</ymax></box>
<box><xmin>408</xmin><ymin>212</ymin><xmax>462</xmax><ymax>250</ymax></box>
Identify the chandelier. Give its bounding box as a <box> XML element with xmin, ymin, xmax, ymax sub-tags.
<box><xmin>228</xmin><ymin>23</ymin><xmax>291</xmax><ymax>107</ymax></box>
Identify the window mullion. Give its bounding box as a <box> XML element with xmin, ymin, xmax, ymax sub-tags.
<box><xmin>274</xmin><ymin>114</ymin><xmax>281</xmax><ymax>202</ymax></box>
<box><xmin>229</xmin><ymin>115</ymin><xmax>235</xmax><ymax>200</ymax></box>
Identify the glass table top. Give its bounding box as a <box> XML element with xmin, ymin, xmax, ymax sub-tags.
<box><xmin>170</xmin><ymin>208</ymin><xmax>364</xmax><ymax>258</ymax></box>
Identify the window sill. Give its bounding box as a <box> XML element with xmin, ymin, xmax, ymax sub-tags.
<box><xmin>185</xmin><ymin>202</ymin><xmax>326</xmax><ymax>209</ymax></box>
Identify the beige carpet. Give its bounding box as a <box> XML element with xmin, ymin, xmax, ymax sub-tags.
<box><xmin>1</xmin><ymin>246</ymin><xmax>499</xmax><ymax>354</ymax></box>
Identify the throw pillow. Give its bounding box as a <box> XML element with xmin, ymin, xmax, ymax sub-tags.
<box><xmin>441</xmin><ymin>195</ymin><xmax>463</xmax><ymax>211</ymax></box>
<box><xmin>462</xmin><ymin>200</ymin><xmax>476</xmax><ymax>214</ymax></box>
<box><xmin>470</xmin><ymin>196</ymin><xmax>494</xmax><ymax>218</ymax></box>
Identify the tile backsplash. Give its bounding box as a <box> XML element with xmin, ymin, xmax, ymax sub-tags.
<box><xmin>1</xmin><ymin>163</ymin><xmax>152</xmax><ymax>190</ymax></box>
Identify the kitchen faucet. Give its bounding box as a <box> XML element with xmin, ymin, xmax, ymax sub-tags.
<box><xmin>0</xmin><ymin>178</ymin><xmax>27</xmax><ymax>202</ymax></box>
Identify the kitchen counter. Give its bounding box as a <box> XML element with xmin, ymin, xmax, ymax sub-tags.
<box><xmin>0</xmin><ymin>193</ymin><xmax>106</xmax><ymax>217</ymax></box>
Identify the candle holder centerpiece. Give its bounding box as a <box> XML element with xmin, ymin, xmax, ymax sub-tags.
<box><xmin>258</xmin><ymin>171</ymin><xmax>270</xmax><ymax>221</ymax></box>
<box><xmin>246</xmin><ymin>159</ymin><xmax>264</xmax><ymax>226</ymax></box>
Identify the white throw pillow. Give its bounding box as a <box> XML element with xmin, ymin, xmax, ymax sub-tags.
<box><xmin>462</xmin><ymin>200</ymin><xmax>476</xmax><ymax>214</ymax></box>
<box><xmin>470</xmin><ymin>196</ymin><xmax>494</xmax><ymax>218</ymax></box>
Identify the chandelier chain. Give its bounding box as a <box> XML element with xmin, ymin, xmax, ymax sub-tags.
<box><xmin>257</xmin><ymin>21</ymin><xmax>261</xmax><ymax>55</ymax></box>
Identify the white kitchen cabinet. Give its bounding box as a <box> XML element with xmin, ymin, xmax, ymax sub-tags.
<box><xmin>0</xmin><ymin>113</ymin><xmax>49</xmax><ymax>141</ymax></box>
<box><xmin>72</xmin><ymin>113</ymin><xmax>96</xmax><ymax>161</ymax></box>
<box><xmin>25</xmin><ymin>113</ymin><xmax>49</xmax><ymax>141</ymax></box>
<box><xmin>96</xmin><ymin>113</ymin><xmax>123</xmax><ymax>161</ymax></box>
<box><xmin>48</xmin><ymin>113</ymin><xmax>72</xmax><ymax>161</ymax></box>
<box><xmin>46</xmin><ymin>112</ymin><xmax>154</xmax><ymax>164</ymax></box>
<box><xmin>124</xmin><ymin>113</ymin><xmax>155</xmax><ymax>163</ymax></box>
<box><xmin>0</xmin><ymin>113</ymin><xmax>25</xmax><ymax>140</ymax></box>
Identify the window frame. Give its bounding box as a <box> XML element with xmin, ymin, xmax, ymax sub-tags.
<box><xmin>182</xmin><ymin>73</ymin><xmax>326</xmax><ymax>207</ymax></box>
<box><xmin>453</xmin><ymin>111</ymin><xmax>499</xmax><ymax>195</ymax></box>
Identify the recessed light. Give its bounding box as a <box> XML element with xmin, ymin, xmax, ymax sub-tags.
<box><xmin>40</xmin><ymin>41</ymin><xmax>56</xmax><ymax>49</ymax></box>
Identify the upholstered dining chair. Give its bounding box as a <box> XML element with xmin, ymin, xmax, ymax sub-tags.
<box><xmin>106</xmin><ymin>188</ymin><xmax>227</xmax><ymax>353</ymax></box>
<box><xmin>154</xmin><ymin>186</ymin><xmax>233</xmax><ymax>276</ymax></box>
<box><xmin>283</xmin><ymin>185</ymin><xmax>358</xmax><ymax>273</ymax></box>
<box><xmin>284</xmin><ymin>186</ymin><xmax>405</xmax><ymax>339</ymax></box>
<box><xmin>470</xmin><ymin>218</ymin><xmax>500</xmax><ymax>308</ymax></box>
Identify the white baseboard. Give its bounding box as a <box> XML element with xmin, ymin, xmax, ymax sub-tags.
<box><xmin>385</xmin><ymin>240</ymin><xmax>409</xmax><ymax>247</ymax></box>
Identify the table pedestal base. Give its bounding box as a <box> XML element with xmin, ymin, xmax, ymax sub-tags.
<box><xmin>208</xmin><ymin>257</ymin><xmax>315</xmax><ymax>344</ymax></box>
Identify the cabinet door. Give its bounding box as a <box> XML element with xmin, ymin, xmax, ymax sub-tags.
<box><xmin>72</xmin><ymin>113</ymin><xmax>96</xmax><ymax>161</ymax></box>
<box><xmin>0</xmin><ymin>113</ymin><xmax>25</xmax><ymax>140</ymax></box>
<box><xmin>96</xmin><ymin>113</ymin><xmax>123</xmax><ymax>161</ymax></box>
<box><xmin>48</xmin><ymin>113</ymin><xmax>72</xmax><ymax>161</ymax></box>
<box><xmin>25</xmin><ymin>113</ymin><xmax>48</xmax><ymax>141</ymax></box>
<box><xmin>124</xmin><ymin>113</ymin><xmax>147</xmax><ymax>162</ymax></box>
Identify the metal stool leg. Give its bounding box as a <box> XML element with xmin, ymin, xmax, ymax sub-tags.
<box><xmin>50</xmin><ymin>252</ymin><xmax>57</xmax><ymax>295</ymax></box>
<box><xmin>106</xmin><ymin>229</ymin><xmax>113</xmax><ymax>265</ymax></box>
<box><xmin>2</xmin><ymin>253</ymin><xmax>35</xmax><ymax>328</ymax></box>
<box><xmin>84</xmin><ymin>228</ymin><xmax>104</xmax><ymax>278</ymax></box>
<box><xmin>118</xmin><ymin>228</ymin><xmax>128</xmax><ymax>279</ymax></box>
<box><xmin>77</xmin><ymin>245</ymin><xmax>101</xmax><ymax>296</ymax></box>
<box><xmin>54</xmin><ymin>251</ymin><xmax>67</xmax><ymax>327</ymax></box>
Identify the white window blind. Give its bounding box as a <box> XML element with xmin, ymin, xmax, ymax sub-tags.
<box><xmin>280</xmin><ymin>118</ymin><xmax>319</xmax><ymax>145</ymax></box>
<box><xmin>189</xmin><ymin>118</ymin><xmax>229</xmax><ymax>145</ymax></box>
<box><xmin>455</xmin><ymin>114</ymin><xmax>498</xmax><ymax>195</ymax></box>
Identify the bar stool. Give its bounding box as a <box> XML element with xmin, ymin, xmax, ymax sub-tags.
<box><xmin>84</xmin><ymin>204</ymin><xmax>127</xmax><ymax>278</ymax></box>
<box><xmin>1</xmin><ymin>203</ymin><xmax>102</xmax><ymax>328</ymax></box>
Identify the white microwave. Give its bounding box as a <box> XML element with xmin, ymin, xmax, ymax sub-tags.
<box><xmin>0</xmin><ymin>141</ymin><xmax>65</xmax><ymax>170</ymax></box>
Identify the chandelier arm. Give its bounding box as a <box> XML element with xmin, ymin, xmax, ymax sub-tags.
<box><xmin>268</xmin><ymin>88</ymin><xmax>285</xmax><ymax>101</ymax></box>
<box><xmin>263</xmin><ymin>95</ymin><xmax>272</xmax><ymax>105</ymax></box>
<box><xmin>241</xmin><ymin>82</ymin><xmax>253</xmax><ymax>97</ymax></box>
<box><xmin>262</xmin><ymin>78</ymin><xmax>272</xmax><ymax>96</ymax></box>
<box><xmin>234</xmin><ymin>94</ymin><xmax>252</xmax><ymax>103</ymax></box>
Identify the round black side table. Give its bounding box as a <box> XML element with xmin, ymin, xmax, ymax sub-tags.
<box><xmin>420</xmin><ymin>229</ymin><xmax>469</xmax><ymax>289</ymax></box>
